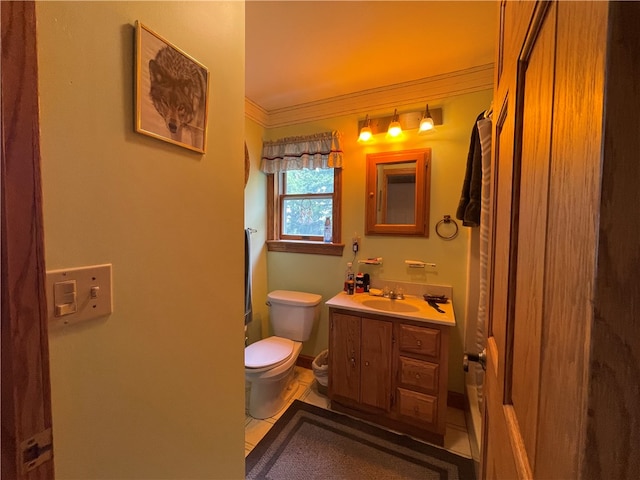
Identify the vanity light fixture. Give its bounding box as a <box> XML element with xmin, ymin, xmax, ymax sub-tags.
<box><xmin>358</xmin><ymin>114</ymin><xmax>373</xmax><ymax>142</ymax></box>
<box><xmin>418</xmin><ymin>103</ymin><xmax>435</xmax><ymax>133</ymax></box>
<box><xmin>356</xmin><ymin>106</ymin><xmax>443</xmax><ymax>142</ymax></box>
<box><xmin>387</xmin><ymin>109</ymin><xmax>402</xmax><ymax>137</ymax></box>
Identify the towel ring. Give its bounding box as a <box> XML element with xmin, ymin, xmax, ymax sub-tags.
<box><xmin>435</xmin><ymin>215</ymin><xmax>459</xmax><ymax>240</ymax></box>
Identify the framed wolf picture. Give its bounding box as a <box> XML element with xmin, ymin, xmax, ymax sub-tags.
<box><xmin>135</xmin><ymin>22</ymin><xmax>209</xmax><ymax>153</ymax></box>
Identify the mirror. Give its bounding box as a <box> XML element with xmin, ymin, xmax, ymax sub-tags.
<box><xmin>365</xmin><ymin>148</ymin><xmax>431</xmax><ymax>236</ymax></box>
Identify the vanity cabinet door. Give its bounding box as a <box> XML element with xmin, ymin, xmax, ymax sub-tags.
<box><xmin>329</xmin><ymin>312</ymin><xmax>393</xmax><ymax>411</ymax></box>
<box><xmin>329</xmin><ymin>312</ymin><xmax>361</xmax><ymax>403</ymax></box>
<box><xmin>360</xmin><ymin>318</ymin><xmax>393</xmax><ymax>411</ymax></box>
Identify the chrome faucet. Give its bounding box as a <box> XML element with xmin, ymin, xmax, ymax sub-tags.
<box><xmin>386</xmin><ymin>287</ymin><xmax>405</xmax><ymax>300</ymax></box>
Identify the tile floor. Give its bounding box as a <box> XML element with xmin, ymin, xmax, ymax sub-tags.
<box><xmin>245</xmin><ymin>366</ymin><xmax>472</xmax><ymax>459</ymax></box>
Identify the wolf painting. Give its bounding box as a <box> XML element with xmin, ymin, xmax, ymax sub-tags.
<box><xmin>148</xmin><ymin>46</ymin><xmax>207</xmax><ymax>149</ymax></box>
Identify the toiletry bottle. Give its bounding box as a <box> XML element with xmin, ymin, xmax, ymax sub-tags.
<box><xmin>355</xmin><ymin>273</ymin><xmax>364</xmax><ymax>293</ymax></box>
<box><xmin>323</xmin><ymin>217</ymin><xmax>332</xmax><ymax>243</ymax></box>
<box><xmin>344</xmin><ymin>262</ymin><xmax>355</xmax><ymax>295</ymax></box>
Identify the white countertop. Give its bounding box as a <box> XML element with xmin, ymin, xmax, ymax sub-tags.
<box><xmin>326</xmin><ymin>291</ymin><xmax>456</xmax><ymax>327</ymax></box>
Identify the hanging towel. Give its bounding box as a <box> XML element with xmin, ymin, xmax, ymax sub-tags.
<box><xmin>244</xmin><ymin>228</ymin><xmax>253</xmax><ymax>325</ymax></box>
<box><xmin>456</xmin><ymin>112</ymin><xmax>485</xmax><ymax>227</ymax></box>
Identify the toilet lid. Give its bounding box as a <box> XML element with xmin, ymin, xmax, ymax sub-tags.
<box><xmin>245</xmin><ymin>337</ymin><xmax>294</xmax><ymax>369</ymax></box>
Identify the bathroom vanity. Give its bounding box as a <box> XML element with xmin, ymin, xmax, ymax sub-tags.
<box><xmin>326</xmin><ymin>291</ymin><xmax>455</xmax><ymax>445</ymax></box>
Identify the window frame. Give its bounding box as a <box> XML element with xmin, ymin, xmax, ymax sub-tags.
<box><xmin>267</xmin><ymin>168</ymin><xmax>344</xmax><ymax>255</ymax></box>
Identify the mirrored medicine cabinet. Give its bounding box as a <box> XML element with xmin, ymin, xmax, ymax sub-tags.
<box><xmin>365</xmin><ymin>148</ymin><xmax>431</xmax><ymax>236</ymax></box>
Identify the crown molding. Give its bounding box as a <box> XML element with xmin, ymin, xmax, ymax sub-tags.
<box><xmin>244</xmin><ymin>97</ymin><xmax>269</xmax><ymax>126</ymax></box>
<box><xmin>245</xmin><ymin>64</ymin><xmax>494</xmax><ymax>129</ymax></box>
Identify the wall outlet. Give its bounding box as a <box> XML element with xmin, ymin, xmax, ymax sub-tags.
<box><xmin>352</xmin><ymin>235</ymin><xmax>360</xmax><ymax>253</ymax></box>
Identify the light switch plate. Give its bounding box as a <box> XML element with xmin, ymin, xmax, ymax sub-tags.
<box><xmin>46</xmin><ymin>264</ymin><xmax>113</xmax><ymax>327</ymax></box>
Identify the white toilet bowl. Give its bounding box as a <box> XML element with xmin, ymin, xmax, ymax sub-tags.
<box><xmin>244</xmin><ymin>290</ymin><xmax>321</xmax><ymax>419</ymax></box>
<box><xmin>245</xmin><ymin>336</ymin><xmax>303</xmax><ymax>419</ymax></box>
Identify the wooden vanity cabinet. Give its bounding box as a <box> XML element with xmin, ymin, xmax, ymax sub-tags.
<box><xmin>328</xmin><ymin>311</ymin><xmax>393</xmax><ymax>411</ymax></box>
<box><xmin>328</xmin><ymin>308</ymin><xmax>450</xmax><ymax>445</ymax></box>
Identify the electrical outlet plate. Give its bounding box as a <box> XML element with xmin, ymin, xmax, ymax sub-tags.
<box><xmin>46</xmin><ymin>264</ymin><xmax>113</xmax><ymax>327</ymax></box>
<box><xmin>352</xmin><ymin>234</ymin><xmax>360</xmax><ymax>253</ymax></box>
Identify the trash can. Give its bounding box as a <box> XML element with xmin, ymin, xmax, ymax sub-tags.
<box><xmin>312</xmin><ymin>349</ymin><xmax>329</xmax><ymax>395</ymax></box>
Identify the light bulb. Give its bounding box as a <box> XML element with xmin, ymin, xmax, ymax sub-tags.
<box><xmin>418</xmin><ymin>103</ymin><xmax>435</xmax><ymax>134</ymax></box>
<box><xmin>387</xmin><ymin>121</ymin><xmax>402</xmax><ymax>137</ymax></box>
<box><xmin>419</xmin><ymin>116</ymin><xmax>434</xmax><ymax>132</ymax></box>
<box><xmin>358</xmin><ymin>126</ymin><xmax>373</xmax><ymax>142</ymax></box>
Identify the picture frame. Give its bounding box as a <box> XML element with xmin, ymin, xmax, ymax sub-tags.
<box><xmin>135</xmin><ymin>22</ymin><xmax>209</xmax><ymax>153</ymax></box>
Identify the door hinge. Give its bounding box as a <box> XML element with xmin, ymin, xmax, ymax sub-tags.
<box><xmin>21</xmin><ymin>428</ymin><xmax>53</xmax><ymax>473</ymax></box>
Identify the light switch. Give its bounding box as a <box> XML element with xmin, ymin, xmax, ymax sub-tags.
<box><xmin>46</xmin><ymin>264</ymin><xmax>113</xmax><ymax>327</ymax></box>
<box><xmin>54</xmin><ymin>280</ymin><xmax>77</xmax><ymax>316</ymax></box>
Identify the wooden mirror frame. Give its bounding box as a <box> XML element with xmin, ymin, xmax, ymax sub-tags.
<box><xmin>365</xmin><ymin>148</ymin><xmax>431</xmax><ymax>236</ymax></box>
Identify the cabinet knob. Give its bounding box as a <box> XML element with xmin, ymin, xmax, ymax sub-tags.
<box><xmin>415</xmin><ymin>373</ymin><xmax>421</xmax><ymax>379</ymax></box>
<box><xmin>350</xmin><ymin>357</ymin><xmax>356</xmax><ymax>366</ymax></box>
<box><xmin>365</xmin><ymin>361</ymin><xmax>370</xmax><ymax>367</ymax></box>
<box><xmin>416</xmin><ymin>340</ymin><xmax>422</xmax><ymax>347</ymax></box>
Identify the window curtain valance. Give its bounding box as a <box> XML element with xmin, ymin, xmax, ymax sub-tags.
<box><xmin>260</xmin><ymin>131</ymin><xmax>343</xmax><ymax>173</ymax></box>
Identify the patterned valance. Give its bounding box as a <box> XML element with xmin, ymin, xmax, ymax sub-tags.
<box><xmin>260</xmin><ymin>131</ymin><xmax>343</xmax><ymax>173</ymax></box>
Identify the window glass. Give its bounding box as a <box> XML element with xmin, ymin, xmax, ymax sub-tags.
<box><xmin>285</xmin><ymin>168</ymin><xmax>334</xmax><ymax>194</ymax></box>
<box><xmin>282</xmin><ymin>198</ymin><xmax>333</xmax><ymax>236</ymax></box>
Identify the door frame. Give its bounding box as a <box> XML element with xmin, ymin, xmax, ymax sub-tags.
<box><xmin>1</xmin><ymin>2</ymin><xmax>55</xmax><ymax>478</ymax></box>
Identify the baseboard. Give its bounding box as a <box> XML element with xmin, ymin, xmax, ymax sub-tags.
<box><xmin>447</xmin><ymin>391</ymin><xmax>466</xmax><ymax>410</ymax></box>
<box><xmin>296</xmin><ymin>354</ymin><xmax>314</xmax><ymax>370</ymax></box>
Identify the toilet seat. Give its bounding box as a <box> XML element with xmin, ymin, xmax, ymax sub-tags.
<box><xmin>245</xmin><ymin>336</ymin><xmax>294</xmax><ymax>371</ymax></box>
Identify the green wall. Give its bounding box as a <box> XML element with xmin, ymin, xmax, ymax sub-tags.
<box><xmin>38</xmin><ymin>2</ymin><xmax>245</xmax><ymax>478</ymax></box>
<box><xmin>246</xmin><ymin>90</ymin><xmax>492</xmax><ymax>394</ymax></box>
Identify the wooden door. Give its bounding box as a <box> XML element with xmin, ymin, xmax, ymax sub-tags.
<box><xmin>1</xmin><ymin>2</ymin><xmax>55</xmax><ymax>478</ymax></box>
<box><xmin>328</xmin><ymin>312</ymin><xmax>361</xmax><ymax>403</ymax></box>
<box><xmin>485</xmin><ymin>4</ymin><xmax>556</xmax><ymax>477</ymax></box>
<box><xmin>483</xmin><ymin>1</ymin><xmax>610</xmax><ymax>478</ymax></box>
<box><xmin>360</xmin><ymin>318</ymin><xmax>392</xmax><ymax>410</ymax></box>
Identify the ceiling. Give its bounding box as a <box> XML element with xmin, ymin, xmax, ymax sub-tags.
<box><xmin>246</xmin><ymin>1</ymin><xmax>498</xmax><ymax>116</ymax></box>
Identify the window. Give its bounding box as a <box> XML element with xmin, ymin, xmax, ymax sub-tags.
<box><xmin>282</xmin><ymin>168</ymin><xmax>333</xmax><ymax>239</ymax></box>
<box><xmin>261</xmin><ymin>131</ymin><xmax>345</xmax><ymax>255</ymax></box>
<box><xmin>267</xmin><ymin>168</ymin><xmax>343</xmax><ymax>255</ymax></box>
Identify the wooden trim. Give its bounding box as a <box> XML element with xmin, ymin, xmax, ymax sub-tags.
<box><xmin>365</xmin><ymin>149</ymin><xmax>431</xmax><ymax>237</ymax></box>
<box><xmin>447</xmin><ymin>391</ymin><xmax>466</xmax><ymax>410</ymax></box>
<box><xmin>296</xmin><ymin>354</ymin><xmax>314</xmax><ymax>370</ymax></box>
<box><xmin>1</xmin><ymin>2</ymin><xmax>55</xmax><ymax>478</ymax></box>
<box><xmin>582</xmin><ymin>2</ymin><xmax>640</xmax><ymax>478</ymax></box>
<box><xmin>332</xmin><ymin>167</ymin><xmax>342</xmax><ymax>243</ymax></box>
<box><xmin>266</xmin><ymin>174</ymin><xmax>277</xmax><ymax>241</ymax></box>
<box><xmin>266</xmin><ymin>240</ymin><xmax>344</xmax><ymax>256</ymax></box>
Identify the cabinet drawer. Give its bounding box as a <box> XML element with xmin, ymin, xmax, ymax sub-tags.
<box><xmin>399</xmin><ymin>324</ymin><xmax>440</xmax><ymax>357</ymax></box>
<box><xmin>399</xmin><ymin>357</ymin><xmax>439</xmax><ymax>392</ymax></box>
<box><xmin>397</xmin><ymin>388</ymin><xmax>437</xmax><ymax>425</ymax></box>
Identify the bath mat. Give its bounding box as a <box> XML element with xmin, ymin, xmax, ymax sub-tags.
<box><xmin>246</xmin><ymin>400</ymin><xmax>475</xmax><ymax>479</ymax></box>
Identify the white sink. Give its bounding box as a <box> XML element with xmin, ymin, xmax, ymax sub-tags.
<box><xmin>325</xmin><ymin>292</ymin><xmax>456</xmax><ymax>327</ymax></box>
<box><xmin>360</xmin><ymin>298</ymin><xmax>420</xmax><ymax>313</ymax></box>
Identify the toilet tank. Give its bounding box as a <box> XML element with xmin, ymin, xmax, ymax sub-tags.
<box><xmin>267</xmin><ymin>290</ymin><xmax>322</xmax><ymax>341</ymax></box>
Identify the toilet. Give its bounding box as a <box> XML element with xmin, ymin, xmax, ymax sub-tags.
<box><xmin>245</xmin><ymin>290</ymin><xmax>321</xmax><ymax>419</ymax></box>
